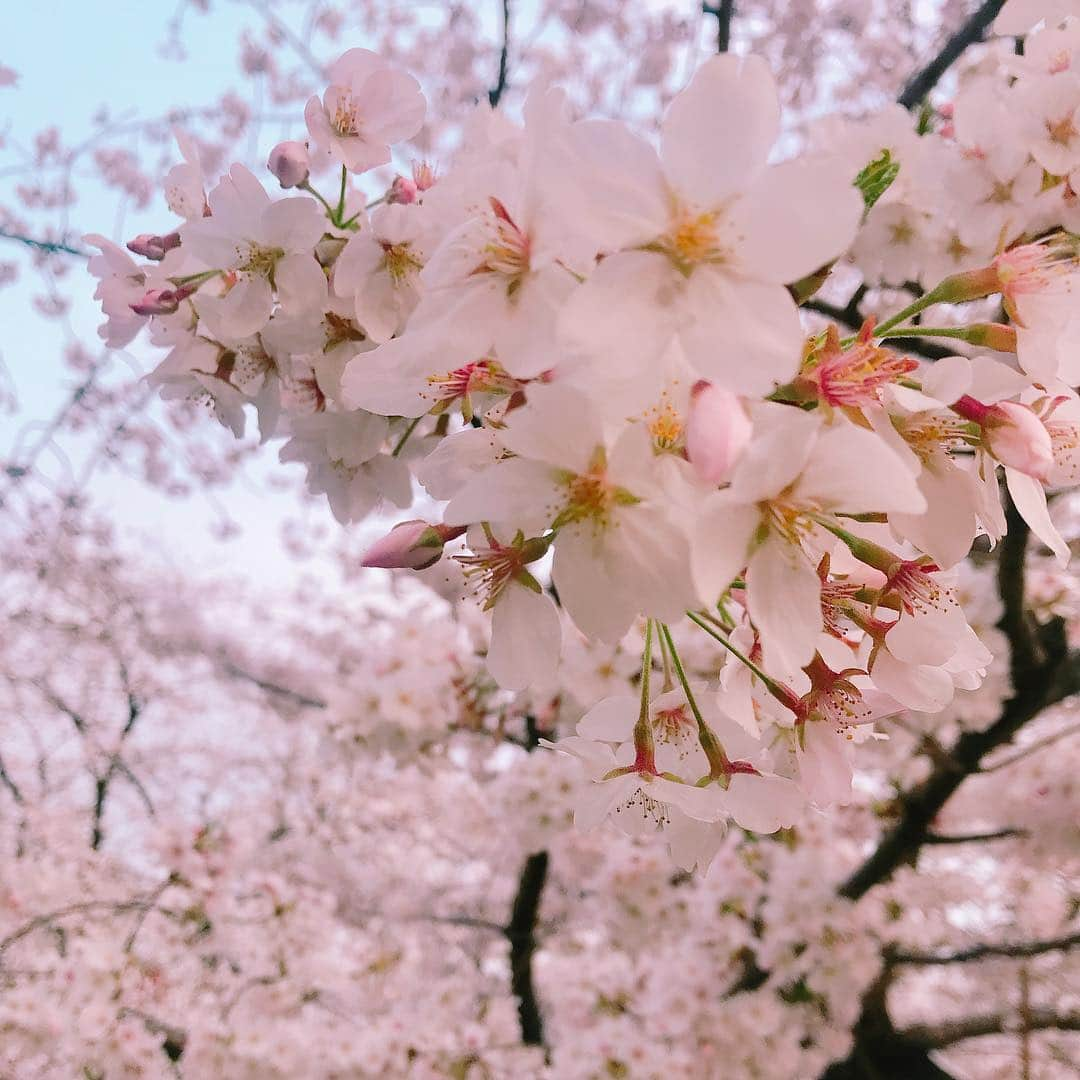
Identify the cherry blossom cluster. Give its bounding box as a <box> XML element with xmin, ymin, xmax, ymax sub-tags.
<box><xmin>2</xmin><ymin>498</ymin><xmax>1077</xmax><ymax>1079</ymax></box>
<box><xmin>88</xmin><ymin>21</ymin><xmax>1080</xmax><ymax>871</ymax></box>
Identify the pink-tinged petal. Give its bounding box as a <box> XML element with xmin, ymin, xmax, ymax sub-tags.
<box><xmin>722</xmin><ymin>774</ymin><xmax>803</xmax><ymax>834</ymax></box>
<box><xmin>1006</xmin><ymin>468</ymin><xmax>1070</xmax><ymax>564</ymax></box>
<box><xmin>689</xmin><ymin>493</ymin><xmax>758</xmax><ymax>604</ymax></box>
<box><xmin>795</xmin><ymin>422</ymin><xmax>926</xmax><ymax>515</ymax></box>
<box><xmin>885</xmin><ymin>608</ymin><xmax>961</xmax><ymax>666</ymax></box>
<box><xmin>443</xmin><ymin>458</ymin><xmax>560</xmax><ymax>533</ymax></box>
<box><xmin>559</xmin><ymin>251</ymin><xmax>678</xmax><ymax>377</ymax></box>
<box><xmin>574</xmin><ymin>774</ymin><xmax>635</xmax><ymax>830</ymax></box>
<box><xmin>746</xmin><ymin>537</ymin><xmax>823</xmax><ymax>676</ymax></box>
<box><xmin>553</xmin><ymin>530</ymin><xmax>635</xmax><ymax>643</ymax></box>
<box><xmin>685</xmin><ymin>383</ymin><xmax>753</xmax><ymax>485</ymax></box>
<box><xmin>576</xmin><ymin>696</ymin><xmax>638</xmax><ymax>742</ymax></box>
<box><xmin>492</xmin><ymin>265</ymin><xmax>574</xmax><ymax>379</ymax></box>
<box><xmin>679</xmin><ymin>271</ymin><xmax>803</xmax><ymax>396</ymax></box>
<box><xmin>198</xmin><ymin>275</ymin><xmax>273</xmax><ymax>339</ymax></box>
<box><xmin>498</xmin><ymin>383</ymin><xmax>604</xmax><ymax>474</ymax></box>
<box><xmin>729</xmin><ymin>402</ymin><xmax>821</xmax><ymax>504</ymax></box>
<box><xmin>487</xmin><ymin>583</ymin><xmax>561</xmax><ymax>691</ymax></box>
<box><xmin>728</xmin><ymin>156</ymin><xmax>863</xmax><ymax>283</ymax></box>
<box><xmin>261</xmin><ymin>196</ymin><xmax>326</xmax><ymax>252</ymax></box>
<box><xmin>661</xmin><ymin>54</ymin><xmax>779</xmax><ymax>205</ymax></box>
<box><xmin>653</xmin><ymin>777</ymin><xmax>724</xmax><ymax>823</ymax></box>
<box><xmin>797</xmin><ymin>723</ymin><xmax>853</xmax><ymax>806</ymax></box>
<box><xmin>891</xmin><ymin>461</ymin><xmax>980</xmax><ymax>569</ymax></box>
<box><xmin>341</xmin><ymin>347</ymin><xmax>428</xmax><ymax>418</ymax></box>
<box><xmin>606</xmin><ymin>508</ymin><xmax>698</xmax><ymax>626</ymax></box>
<box><xmin>276</xmin><ymin>253</ymin><xmax>328</xmax><ymax>314</ymax></box>
<box><xmin>555</xmin><ymin>119</ymin><xmax>670</xmax><ymax>251</ymax></box>
<box><xmin>871</xmin><ymin>648</ymin><xmax>955</xmax><ymax>713</ymax></box>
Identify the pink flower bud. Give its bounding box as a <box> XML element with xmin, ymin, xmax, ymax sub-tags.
<box><xmin>126</xmin><ymin>231</ymin><xmax>181</xmax><ymax>260</ymax></box>
<box><xmin>129</xmin><ymin>283</ymin><xmax>195</xmax><ymax>317</ymax></box>
<box><xmin>361</xmin><ymin>521</ymin><xmax>466</xmax><ymax>570</ymax></box>
<box><xmin>412</xmin><ymin>161</ymin><xmax>436</xmax><ymax>191</ymax></box>
<box><xmin>982</xmin><ymin>401</ymin><xmax>1054</xmax><ymax>481</ymax></box>
<box><xmin>386</xmin><ymin>175</ymin><xmax>418</xmax><ymax>204</ymax></box>
<box><xmin>685</xmin><ymin>381</ymin><xmax>752</xmax><ymax>485</ymax></box>
<box><xmin>267</xmin><ymin>140</ymin><xmax>310</xmax><ymax>189</ymax></box>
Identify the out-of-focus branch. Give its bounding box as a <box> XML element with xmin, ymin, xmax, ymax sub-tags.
<box><xmin>901</xmin><ymin>1007</ymin><xmax>1080</xmax><ymax>1049</ymax></box>
<box><xmin>0</xmin><ymin>753</ymin><xmax>23</xmax><ymax>804</ymax></box>
<box><xmin>506</xmin><ymin>849</ymin><xmax>549</xmax><ymax>1048</ymax></box>
<box><xmin>0</xmin><ymin>229</ymin><xmax>88</xmax><ymax>258</ymax></box>
<box><xmin>898</xmin><ymin>0</ymin><xmax>1008</xmax><ymax>109</ymax></box>
<box><xmin>839</xmin><ymin>503</ymin><xmax>1075</xmax><ymax>902</ymax></box>
<box><xmin>489</xmin><ymin>0</ymin><xmax>512</xmax><ymax>107</ymax></box>
<box><xmin>981</xmin><ymin>720</ymin><xmax>1080</xmax><ymax>773</ymax></box>
<box><xmin>890</xmin><ymin>930</ymin><xmax>1080</xmax><ymax>966</ymax></box>
<box><xmin>702</xmin><ymin>0</ymin><xmax>735</xmax><ymax>53</ymax></box>
<box><xmin>219</xmin><ymin>657</ymin><xmax>327</xmax><ymax>710</ymax></box>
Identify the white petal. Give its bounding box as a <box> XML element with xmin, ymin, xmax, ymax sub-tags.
<box><xmin>729</xmin><ymin>156</ymin><xmax>863</xmax><ymax>283</ymax></box>
<box><xmin>1006</xmin><ymin>468</ymin><xmax>1070</xmax><ymax>564</ymax></box>
<box><xmin>746</xmin><ymin>537</ymin><xmax>823</xmax><ymax>676</ymax></box>
<box><xmin>487</xmin><ymin>583</ymin><xmax>562</xmax><ymax>691</ymax></box>
<box><xmin>661</xmin><ymin>54</ymin><xmax>779</xmax><ymax>205</ymax></box>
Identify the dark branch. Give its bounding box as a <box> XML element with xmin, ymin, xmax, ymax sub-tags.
<box><xmin>219</xmin><ymin>658</ymin><xmax>327</xmax><ymax>710</ymax></box>
<box><xmin>0</xmin><ymin>753</ymin><xmax>23</xmax><ymax>804</ymax></box>
<box><xmin>839</xmin><ymin>503</ymin><xmax>1075</xmax><ymax>901</ymax></box>
<box><xmin>703</xmin><ymin>0</ymin><xmax>735</xmax><ymax>53</ymax></box>
<box><xmin>901</xmin><ymin>1007</ymin><xmax>1080</xmax><ymax>1049</ymax></box>
<box><xmin>890</xmin><ymin>930</ymin><xmax>1080</xmax><ymax>967</ymax></box>
<box><xmin>898</xmin><ymin>0</ymin><xmax>1009</xmax><ymax>109</ymax></box>
<box><xmin>506</xmin><ymin>850</ymin><xmax>549</xmax><ymax>1047</ymax></box>
<box><xmin>923</xmin><ymin>827</ymin><xmax>1027</xmax><ymax>845</ymax></box>
<box><xmin>488</xmin><ymin>0</ymin><xmax>511</xmax><ymax>107</ymax></box>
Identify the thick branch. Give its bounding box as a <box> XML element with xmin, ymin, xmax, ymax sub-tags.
<box><xmin>898</xmin><ymin>0</ymin><xmax>1008</xmax><ymax>109</ymax></box>
<box><xmin>890</xmin><ymin>930</ymin><xmax>1080</xmax><ymax>967</ymax></box>
<box><xmin>902</xmin><ymin>1008</ymin><xmax>1080</xmax><ymax>1049</ymax></box>
<box><xmin>506</xmin><ymin>850</ymin><xmax>549</xmax><ymax>1047</ymax></box>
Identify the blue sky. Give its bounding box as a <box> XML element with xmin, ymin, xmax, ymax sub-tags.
<box><xmin>1</xmin><ymin>5</ymin><xmax>362</xmax><ymax>590</ymax></box>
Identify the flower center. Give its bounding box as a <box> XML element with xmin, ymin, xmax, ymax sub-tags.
<box><xmin>331</xmin><ymin>93</ymin><xmax>363</xmax><ymax>137</ymax></box>
<box><xmin>661</xmin><ymin>207</ymin><xmax>725</xmax><ymax>271</ymax></box>
<box><xmin>382</xmin><ymin>241</ymin><xmax>422</xmax><ymax>283</ymax></box>
<box><xmin>239</xmin><ymin>243</ymin><xmax>284</xmax><ymax>278</ymax></box>
<box><xmin>474</xmin><ymin>197</ymin><xmax>531</xmax><ymax>287</ymax></box>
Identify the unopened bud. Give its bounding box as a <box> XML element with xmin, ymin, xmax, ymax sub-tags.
<box><xmin>267</xmin><ymin>140</ymin><xmax>310</xmax><ymax>189</ymax></box>
<box><xmin>361</xmin><ymin>520</ymin><xmax>466</xmax><ymax>570</ymax></box>
<box><xmin>129</xmin><ymin>283</ymin><xmax>195</xmax><ymax>316</ymax></box>
<box><xmin>686</xmin><ymin>381</ymin><xmax>752</xmax><ymax>485</ymax></box>
<box><xmin>412</xmin><ymin>161</ymin><xmax>436</xmax><ymax>192</ymax></box>
<box><xmin>961</xmin><ymin>322</ymin><xmax>1018</xmax><ymax>353</ymax></box>
<box><xmin>386</xmin><ymin>175</ymin><xmax>418</xmax><ymax>204</ymax></box>
<box><xmin>127</xmin><ymin>231</ymin><xmax>181</xmax><ymax>261</ymax></box>
<box><xmin>954</xmin><ymin>396</ymin><xmax>1053</xmax><ymax>481</ymax></box>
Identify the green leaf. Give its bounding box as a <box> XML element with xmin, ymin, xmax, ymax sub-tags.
<box><xmin>854</xmin><ymin>150</ymin><xmax>901</xmax><ymax>213</ymax></box>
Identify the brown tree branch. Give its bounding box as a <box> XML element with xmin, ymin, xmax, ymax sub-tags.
<box><xmin>901</xmin><ymin>1007</ymin><xmax>1080</xmax><ymax>1049</ymax></box>
<box><xmin>890</xmin><ymin>930</ymin><xmax>1080</xmax><ymax>967</ymax></box>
